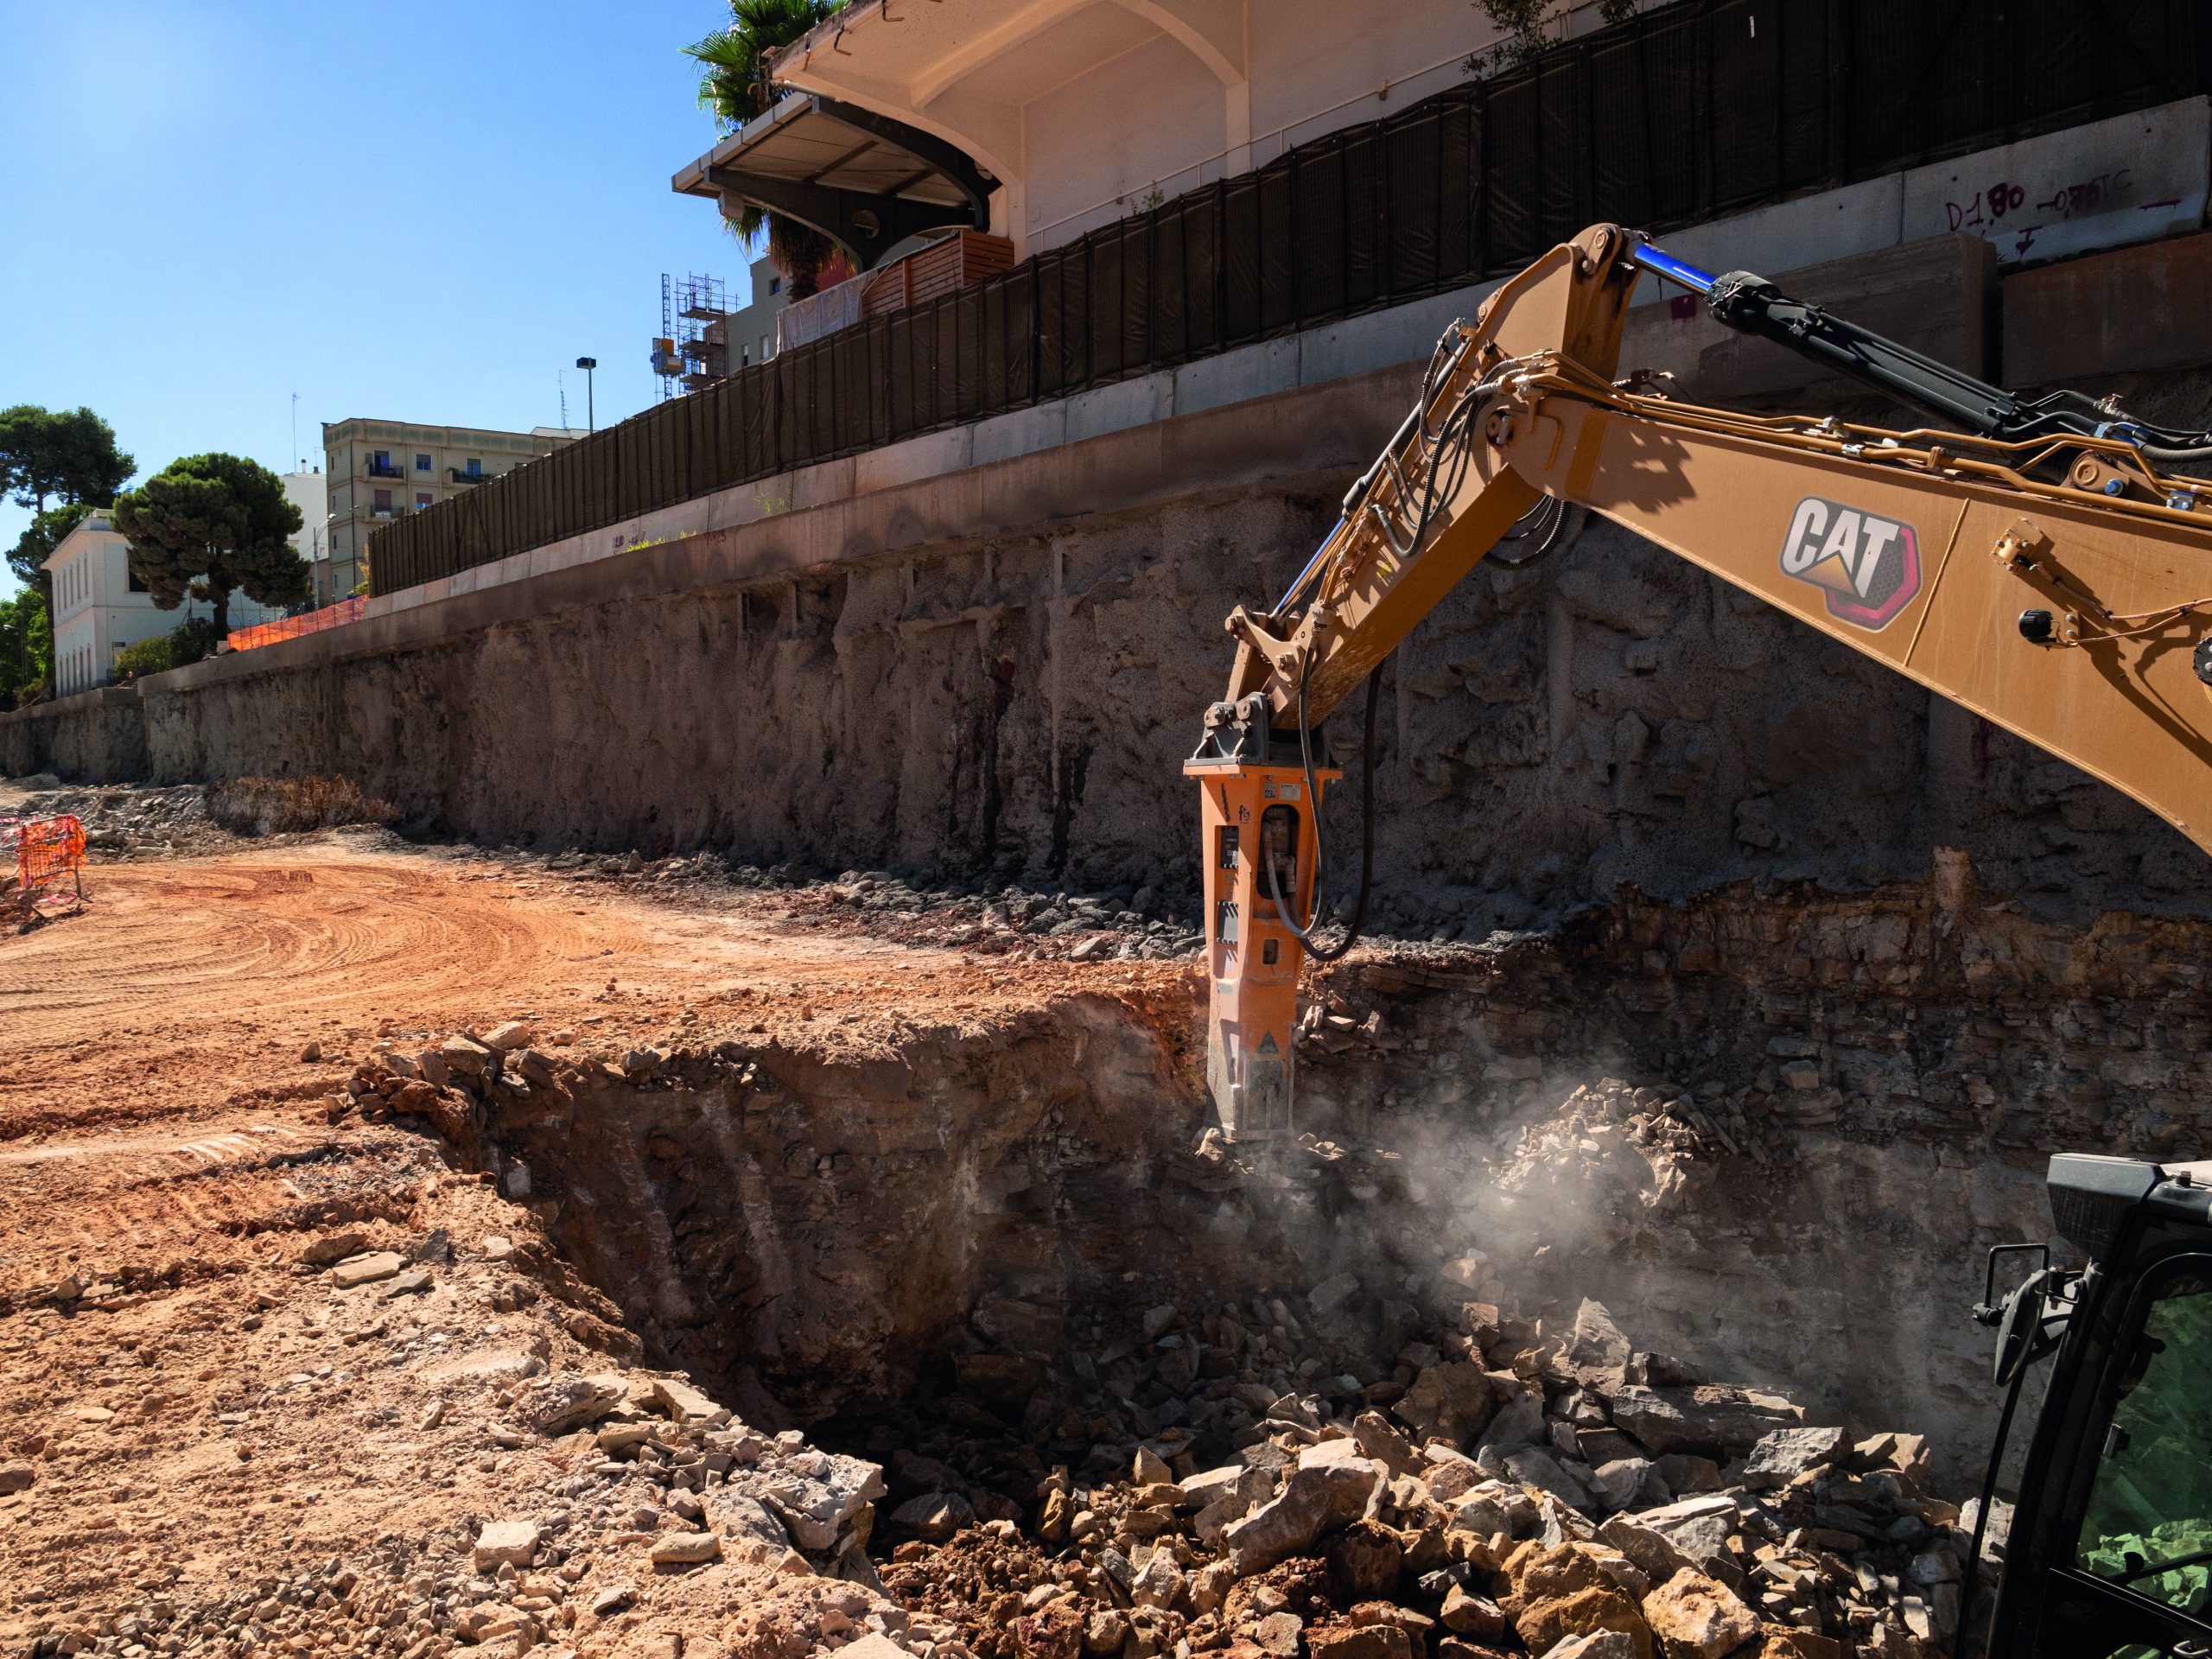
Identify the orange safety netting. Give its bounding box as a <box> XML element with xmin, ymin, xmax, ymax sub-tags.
<box><xmin>227</xmin><ymin>595</ymin><xmax>366</xmax><ymax>653</ymax></box>
<box><xmin>4</xmin><ymin>814</ymin><xmax>86</xmax><ymax>905</ymax></box>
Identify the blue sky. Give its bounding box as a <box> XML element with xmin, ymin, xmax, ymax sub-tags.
<box><xmin>0</xmin><ymin>0</ymin><xmax>754</xmax><ymax>595</ymax></box>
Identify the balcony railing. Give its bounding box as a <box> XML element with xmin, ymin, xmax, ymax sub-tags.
<box><xmin>365</xmin><ymin>460</ymin><xmax>404</xmax><ymax>479</ymax></box>
<box><xmin>448</xmin><ymin>468</ymin><xmax>489</xmax><ymax>486</ymax></box>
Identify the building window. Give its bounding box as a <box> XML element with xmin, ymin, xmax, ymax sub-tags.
<box><xmin>373</xmin><ymin>488</ymin><xmax>392</xmax><ymax>512</ymax></box>
<box><xmin>416</xmin><ymin>493</ymin><xmax>432</xmax><ymax>510</ymax></box>
<box><xmin>415</xmin><ymin>454</ymin><xmax>431</xmax><ymax>472</ymax></box>
<box><xmin>465</xmin><ymin>458</ymin><xmax>482</xmax><ymax>477</ymax></box>
<box><xmin>769</xmin><ymin>276</ymin><xmax>781</xmax><ymax>295</ymax></box>
<box><xmin>128</xmin><ymin>566</ymin><xmax>147</xmax><ymax>594</ymax></box>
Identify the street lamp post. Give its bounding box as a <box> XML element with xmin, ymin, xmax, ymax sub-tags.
<box><xmin>575</xmin><ymin>358</ymin><xmax>598</xmax><ymax>432</ymax></box>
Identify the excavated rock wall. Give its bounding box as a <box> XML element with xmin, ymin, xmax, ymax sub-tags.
<box><xmin>11</xmin><ymin>475</ymin><xmax>2210</xmax><ymax>931</ymax></box>
<box><xmin>0</xmin><ymin>688</ymin><xmax>147</xmax><ymax>782</ymax></box>
<box><xmin>465</xmin><ymin>869</ymin><xmax>2210</xmax><ymax>1489</ymax></box>
<box><xmin>474</xmin><ymin>995</ymin><xmax>1224</xmax><ymax>1425</ymax></box>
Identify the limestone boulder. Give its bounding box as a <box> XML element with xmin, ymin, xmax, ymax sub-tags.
<box><xmin>1327</xmin><ymin>1519</ymin><xmax>1404</xmax><ymax>1601</ymax></box>
<box><xmin>1476</xmin><ymin>1390</ymin><xmax>1547</xmax><ymax>1454</ymax></box>
<box><xmin>1224</xmin><ymin>1458</ymin><xmax>1382</xmax><ymax>1577</ymax></box>
<box><xmin>741</xmin><ymin>1450</ymin><xmax>885</xmax><ymax>1555</ymax></box>
<box><xmin>1740</xmin><ymin>1425</ymin><xmax>1847</xmax><ymax>1491</ymax></box>
<box><xmin>524</xmin><ymin>1371</ymin><xmax>626</xmax><ymax>1435</ymax></box>
<box><xmin>1516</xmin><ymin>1584</ymin><xmax>1654</xmax><ymax>1659</ymax></box>
<box><xmin>472</xmin><ymin>1519</ymin><xmax>538</xmax><ymax>1570</ymax></box>
<box><xmin>1440</xmin><ymin>1585</ymin><xmax>1509</xmax><ymax>1640</ymax></box>
<box><xmin>1567</xmin><ymin>1300</ymin><xmax>1634</xmax><ymax>1391</ymax></box>
<box><xmin>1395</xmin><ymin>1363</ymin><xmax>1497</xmax><ymax>1446</ymax></box>
<box><xmin>891</xmin><ymin>1491</ymin><xmax>975</xmax><ymax>1542</ymax></box>
<box><xmin>1607</xmin><ymin>1385</ymin><xmax>1802</xmax><ymax>1457</ymax></box>
<box><xmin>1643</xmin><ymin>1568</ymin><xmax>1761</xmax><ymax>1659</ymax></box>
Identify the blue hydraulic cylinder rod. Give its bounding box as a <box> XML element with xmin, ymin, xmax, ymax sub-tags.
<box><xmin>1630</xmin><ymin>240</ymin><xmax>1719</xmax><ymax>295</ymax></box>
<box><xmin>1276</xmin><ymin>516</ymin><xmax>1346</xmax><ymax>612</ymax></box>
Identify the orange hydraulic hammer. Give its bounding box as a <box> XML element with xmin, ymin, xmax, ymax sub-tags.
<box><xmin>1184</xmin><ymin>702</ymin><xmax>1338</xmax><ymax>1139</ymax></box>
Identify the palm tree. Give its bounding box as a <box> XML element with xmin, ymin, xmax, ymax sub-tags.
<box><xmin>685</xmin><ymin>0</ymin><xmax>845</xmax><ymax>297</ymax></box>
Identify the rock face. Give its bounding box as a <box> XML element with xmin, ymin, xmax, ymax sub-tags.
<box><xmin>17</xmin><ymin>461</ymin><xmax>2200</xmax><ymax>927</ymax></box>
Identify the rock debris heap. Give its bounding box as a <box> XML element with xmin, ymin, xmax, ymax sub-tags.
<box><xmin>887</xmin><ymin>1300</ymin><xmax>1975</xmax><ymax>1659</ymax></box>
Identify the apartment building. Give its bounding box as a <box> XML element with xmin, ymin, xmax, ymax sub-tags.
<box><xmin>723</xmin><ymin>253</ymin><xmax>790</xmax><ymax>371</ymax></box>
<box><xmin>43</xmin><ymin>510</ymin><xmax>288</xmax><ymax>696</ymax></box>
<box><xmin>322</xmin><ymin>419</ymin><xmax>577</xmax><ymax>600</ymax></box>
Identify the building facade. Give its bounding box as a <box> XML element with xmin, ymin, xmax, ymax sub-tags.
<box><xmin>753</xmin><ymin>0</ymin><xmax>1523</xmax><ymax>257</ymax></box>
<box><xmin>322</xmin><ymin>420</ymin><xmax>577</xmax><ymax>601</ymax></box>
<box><xmin>723</xmin><ymin>254</ymin><xmax>790</xmax><ymax>371</ymax></box>
<box><xmin>42</xmin><ymin>510</ymin><xmax>289</xmax><ymax>696</ymax></box>
<box><xmin>283</xmin><ymin>468</ymin><xmax>333</xmax><ymax>601</ymax></box>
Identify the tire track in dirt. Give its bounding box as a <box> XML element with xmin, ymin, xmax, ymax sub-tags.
<box><xmin>0</xmin><ymin>848</ymin><xmax>655</xmax><ymax>1138</ymax></box>
<box><xmin>1</xmin><ymin>852</ymin><xmax>632</xmax><ymax>1045</ymax></box>
<box><xmin>0</xmin><ymin>841</ymin><xmax>1194</xmax><ymax>1143</ymax></box>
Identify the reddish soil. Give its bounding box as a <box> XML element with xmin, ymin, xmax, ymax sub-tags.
<box><xmin>0</xmin><ymin>843</ymin><xmax>1198</xmax><ymax>1653</ymax></box>
<box><xmin>1</xmin><ymin>845</ymin><xmax>1197</xmax><ymax>1142</ymax></box>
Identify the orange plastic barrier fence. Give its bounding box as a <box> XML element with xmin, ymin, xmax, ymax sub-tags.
<box><xmin>227</xmin><ymin>595</ymin><xmax>366</xmax><ymax>653</ymax></box>
<box><xmin>4</xmin><ymin>814</ymin><xmax>86</xmax><ymax>904</ymax></box>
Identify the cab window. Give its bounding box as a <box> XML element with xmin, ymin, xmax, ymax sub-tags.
<box><xmin>2077</xmin><ymin>1267</ymin><xmax>2212</xmax><ymax>1613</ymax></box>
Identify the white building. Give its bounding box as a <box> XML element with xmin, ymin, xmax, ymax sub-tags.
<box><xmin>283</xmin><ymin>467</ymin><xmax>330</xmax><ymax>598</ymax></box>
<box><xmin>43</xmin><ymin>510</ymin><xmax>288</xmax><ymax>696</ymax></box>
<box><xmin>749</xmin><ymin>0</ymin><xmax>1526</xmax><ymax>256</ymax></box>
<box><xmin>723</xmin><ymin>254</ymin><xmax>791</xmax><ymax>370</ymax></box>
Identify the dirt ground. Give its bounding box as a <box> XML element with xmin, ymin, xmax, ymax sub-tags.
<box><xmin>0</xmin><ymin>832</ymin><xmax>1193</xmax><ymax>1654</ymax></box>
<box><xmin>1</xmin><ymin>838</ymin><xmax>1193</xmax><ymax>1138</ymax></box>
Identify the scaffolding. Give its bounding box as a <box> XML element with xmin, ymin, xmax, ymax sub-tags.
<box><xmin>653</xmin><ymin>272</ymin><xmax>733</xmax><ymax>400</ymax></box>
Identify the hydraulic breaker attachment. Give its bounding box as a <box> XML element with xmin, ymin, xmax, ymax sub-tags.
<box><xmin>1185</xmin><ymin>694</ymin><xmax>1338</xmax><ymax>1141</ymax></box>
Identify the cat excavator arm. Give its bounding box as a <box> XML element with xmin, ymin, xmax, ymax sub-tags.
<box><xmin>1187</xmin><ymin>222</ymin><xmax>2212</xmax><ymax>1141</ymax></box>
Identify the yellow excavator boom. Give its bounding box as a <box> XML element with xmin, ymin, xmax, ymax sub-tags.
<box><xmin>1189</xmin><ymin>222</ymin><xmax>2212</xmax><ymax>1138</ymax></box>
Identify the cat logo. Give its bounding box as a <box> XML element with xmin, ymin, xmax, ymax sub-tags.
<box><xmin>1778</xmin><ymin>497</ymin><xmax>1922</xmax><ymax>630</ymax></box>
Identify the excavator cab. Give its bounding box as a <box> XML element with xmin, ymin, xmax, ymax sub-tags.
<box><xmin>1983</xmin><ymin>1156</ymin><xmax>2212</xmax><ymax>1659</ymax></box>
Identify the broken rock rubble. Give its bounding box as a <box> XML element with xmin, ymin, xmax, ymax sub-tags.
<box><xmin>884</xmin><ymin>1297</ymin><xmax>1968</xmax><ymax>1659</ymax></box>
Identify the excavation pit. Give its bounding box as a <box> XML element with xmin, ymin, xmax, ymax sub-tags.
<box><xmin>5</xmin><ymin>827</ymin><xmax>2199</xmax><ymax>1656</ymax></box>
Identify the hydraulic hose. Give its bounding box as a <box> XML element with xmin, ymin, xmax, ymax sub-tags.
<box><xmin>1265</xmin><ymin>660</ymin><xmax>1382</xmax><ymax>963</ymax></box>
<box><xmin>1951</xmin><ymin>1351</ymin><xmax>2033</xmax><ymax>1659</ymax></box>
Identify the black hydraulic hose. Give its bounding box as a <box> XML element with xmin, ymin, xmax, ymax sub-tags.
<box><xmin>1953</xmin><ymin>1352</ymin><xmax>2034</xmax><ymax>1659</ymax></box>
<box><xmin>1266</xmin><ymin>662</ymin><xmax>1381</xmax><ymax>963</ymax></box>
<box><xmin>1636</xmin><ymin>238</ymin><xmax>2212</xmax><ymax>455</ymax></box>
